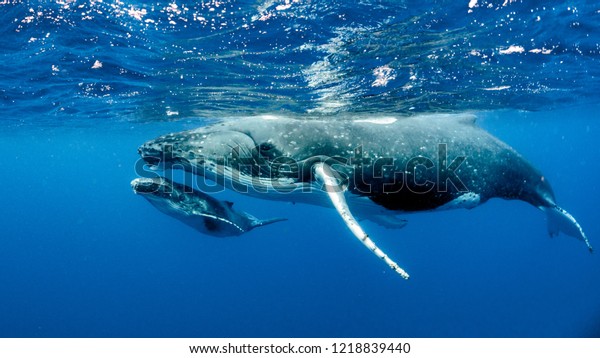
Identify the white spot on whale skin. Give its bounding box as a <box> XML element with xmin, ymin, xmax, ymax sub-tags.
<box><xmin>438</xmin><ymin>192</ymin><xmax>481</xmax><ymax>211</ymax></box>
<box><xmin>354</xmin><ymin>117</ymin><xmax>398</xmax><ymax>125</ymax></box>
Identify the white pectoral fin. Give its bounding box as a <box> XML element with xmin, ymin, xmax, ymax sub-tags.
<box><xmin>542</xmin><ymin>205</ymin><xmax>593</xmax><ymax>252</ymax></box>
<box><xmin>246</xmin><ymin>213</ymin><xmax>288</xmax><ymax>229</ymax></box>
<box><xmin>313</xmin><ymin>163</ymin><xmax>410</xmax><ymax>279</ymax></box>
<box><xmin>366</xmin><ymin>215</ymin><xmax>408</xmax><ymax>229</ymax></box>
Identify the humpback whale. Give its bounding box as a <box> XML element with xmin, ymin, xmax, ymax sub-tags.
<box><xmin>131</xmin><ymin>176</ymin><xmax>286</xmax><ymax>237</ymax></box>
<box><xmin>138</xmin><ymin>114</ymin><xmax>591</xmax><ymax>278</ymax></box>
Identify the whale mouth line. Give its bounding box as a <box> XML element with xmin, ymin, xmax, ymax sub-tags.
<box><xmin>209</xmin><ymin>164</ymin><xmax>306</xmax><ymax>193</ymax></box>
<box><xmin>141</xmin><ymin>155</ymin><xmax>161</xmax><ymax>168</ymax></box>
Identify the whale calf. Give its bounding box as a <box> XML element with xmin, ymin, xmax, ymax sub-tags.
<box><xmin>138</xmin><ymin>114</ymin><xmax>591</xmax><ymax>278</ymax></box>
<box><xmin>131</xmin><ymin>176</ymin><xmax>286</xmax><ymax>237</ymax></box>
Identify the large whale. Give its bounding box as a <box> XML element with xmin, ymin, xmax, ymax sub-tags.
<box><xmin>138</xmin><ymin>114</ymin><xmax>591</xmax><ymax>278</ymax></box>
<box><xmin>131</xmin><ymin>176</ymin><xmax>286</xmax><ymax>237</ymax></box>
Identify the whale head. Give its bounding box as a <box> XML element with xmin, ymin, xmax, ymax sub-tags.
<box><xmin>138</xmin><ymin>117</ymin><xmax>315</xmax><ymax>193</ymax></box>
<box><xmin>130</xmin><ymin>176</ymin><xmax>184</xmax><ymax>203</ymax></box>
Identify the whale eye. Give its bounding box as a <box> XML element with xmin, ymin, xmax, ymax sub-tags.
<box><xmin>259</xmin><ymin>142</ymin><xmax>275</xmax><ymax>152</ymax></box>
<box><xmin>257</xmin><ymin>142</ymin><xmax>282</xmax><ymax>160</ymax></box>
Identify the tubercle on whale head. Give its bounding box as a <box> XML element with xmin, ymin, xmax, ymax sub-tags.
<box><xmin>131</xmin><ymin>176</ymin><xmax>166</xmax><ymax>192</ymax></box>
<box><xmin>137</xmin><ymin>132</ymin><xmax>203</xmax><ymax>172</ymax></box>
<box><xmin>137</xmin><ymin>128</ymin><xmax>260</xmax><ymax>173</ymax></box>
<box><xmin>130</xmin><ymin>177</ymin><xmax>182</xmax><ymax>201</ymax></box>
<box><xmin>138</xmin><ymin>133</ymin><xmax>182</xmax><ymax>166</ymax></box>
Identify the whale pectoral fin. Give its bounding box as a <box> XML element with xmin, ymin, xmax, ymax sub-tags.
<box><xmin>313</xmin><ymin>162</ymin><xmax>410</xmax><ymax>279</ymax></box>
<box><xmin>366</xmin><ymin>215</ymin><xmax>408</xmax><ymax>229</ymax></box>
<box><xmin>241</xmin><ymin>212</ymin><xmax>287</xmax><ymax>230</ymax></box>
<box><xmin>542</xmin><ymin>205</ymin><xmax>593</xmax><ymax>252</ymax></box>
<box><xmin>251</xmin><ymin>216</ymin><xmax>288</xmax><ymax>229</ymax></box>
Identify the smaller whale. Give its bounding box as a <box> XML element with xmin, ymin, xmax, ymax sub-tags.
<box><xmin>131</xmin><ymin>177</ymin><xmax>286</xmax><ymax>237</ymax></box>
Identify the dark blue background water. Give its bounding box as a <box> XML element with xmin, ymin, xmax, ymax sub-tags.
<box><xmin>1</xmin><ymin>0</ymin><xmax>599</xmax><ymax>337</ymax></box>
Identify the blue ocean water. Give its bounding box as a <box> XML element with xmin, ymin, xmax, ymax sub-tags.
<box><xmin>1</xmin><ymin>0</ymin><xmax>600</xmax><ymax>338</ymax></box>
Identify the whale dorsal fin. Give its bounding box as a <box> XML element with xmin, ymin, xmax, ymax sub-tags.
<box><xmin>313</xmin><ymin>162</ymin><xmax>410</xmax><ymax>279</ymax></box>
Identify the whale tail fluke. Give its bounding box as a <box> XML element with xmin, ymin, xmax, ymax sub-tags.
<box><xmin>541</xmin><ymin>205</ymin><xmax>592</xmax><ymax>253</ymax></box>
